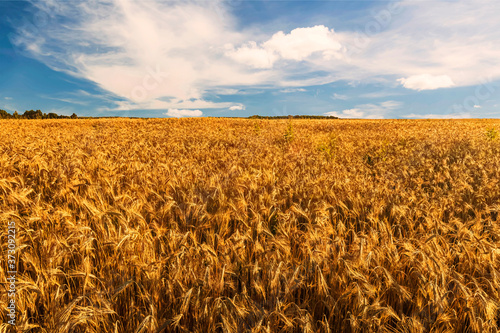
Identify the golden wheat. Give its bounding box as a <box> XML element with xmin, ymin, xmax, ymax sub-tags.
<box><xmin>0</xmin><ymin>118</ymin><xmax>499</xmax><ymax>332</ymax></box>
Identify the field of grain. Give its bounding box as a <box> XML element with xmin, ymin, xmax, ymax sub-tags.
<box><xmin>1</xmin><ymin>118</ymin><xmax>500</xmax><ymax>332</ymax></box>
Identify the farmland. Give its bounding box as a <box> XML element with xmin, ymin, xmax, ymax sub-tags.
<box><xmin>1</xmin><ymin>118</ymin><xmax>500</xmax><ymax>332</ymax></box>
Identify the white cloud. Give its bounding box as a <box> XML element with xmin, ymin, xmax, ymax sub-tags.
<box><xmin>365</xmin><ymin>1</ymin><xmax>500</xmax><ymax>88</ymax></box>
<box><xmin>325</xmin><ymin>100</ymin><xmax>402</xmax><ymax>119</ymax></box>
<box><xmin>11</xmin><ymin>0</ymin><xmax>500</xmax><ymax>113</ymax></box>
<box><xmin>229</xmin><ymin>104</ymin><xmax>245</xmax><ymax>111</ymax></box>
<box><xmin>226</xmin><ymin>25</ymin><xmax>343</xmax><ymax>69</ymax></box>
<box><xmin>4</xmin><ymin>97</ymin><xmax>12</xmax><ymax>100</ymax></box>
<box><xmin>474</xmin><ymin>105</ymin><xmax>482</xmax><ymax>109</ymax></box>
<box><xmin>308</xmin><ymin>1</ymin><xmax>500</xmax><ymax>90</ymax></box>
<box><xmin>13</xmin><ymin>0</ymin><xmax>273</xmax><ymax>110</ymax></box>
<box><xmin>263</xmin><ymin>25</ymin><xmax>342</xmax><ymax>61</ymax></box>
<box><xmin>225</xmin><ymin>41</ymin><xmax>278</xmax><ymax>69</ymax></box>
<box><xmin>108</xmin><ymin>99</ymin><xmax>240</xmax><ymax>111</ymax></box>
<box><xmin>326</xmin><ymin>108</ymin><xmax>364</xmax><ymax>118</ymax></box>
<box><xmin>404</xmin><ymin>113</ymin><xmax>471</xmax><ymax>119</ymax></box>
<box><xmin>40</xmin><ymin>95</ymin><xmax>89</xmax><ymax>105</ymax></box>
<box><xmin>398</xmin><ymin>74</ymin><xmax>455</xmax><ymax>91</ymax></box>
<box><xmin>165</xmin><ymin>109</ymin><xmax>203</xmax><ymax>118</ymax></box>
<box><xmin>210</xmin><ymin>88</ymin><xmax>240</xmax><ymax>95</ymax></box>
<box><xmin>280</xmin><ymin>88</ymin><xmax>306</xmax><ymax>93</ymax></box>
<box><xmin>332</xmin><ymin>93</ymin><xmax>348</xmax><ymax>100</ymax></box>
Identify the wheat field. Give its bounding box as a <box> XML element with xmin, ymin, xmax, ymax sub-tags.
<box><xmin>1</xmin><ymin>118</ymin><xmax>499</xmax><ymax>332</ymax></box>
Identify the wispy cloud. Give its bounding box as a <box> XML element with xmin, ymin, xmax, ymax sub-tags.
<box><xmin>12</xmin><ymin>0</ymin><xmax>268</xmax><ymax>111</ymax></box>
<box><xmin>325</xmin><ymin>101</ymin><xmax>402</xmax><ymax>119</ymax></box>
<box><xmin>359</xmin><ymin>0</ymin><xmax>500</xmax><ymax>88</ymax></box>
<box><xmin>4</xmin><ymin>97</ymin><xmax>12</xmax><ymax>100</ymax></box>
<box><xmin>331</xmin><ymin>93</ymin><xmax>348</xmax><ymax>100</ymax></box>
<box><xmin>107</xmin><ymin>99</ymin><xmax>239</xmax><ymax>111</ymax></box>
<box><xmin>404</xmin><ymin>112</ymin><xmax>471</xmax><ymax>119</ymax></box>
<box><xmin>209</xmin><ymin>88</ymin><xmax>240</xmax><ymax>96</ymax></box>
<box><xmin>280</xmin><ymin>88</ymin><xmax>306</xmax><ymax>93</ymax></box>
<box><xmin>40</xmin><ymin>95</ymin><xmax>89</xmax><ymax>105</ymax></box>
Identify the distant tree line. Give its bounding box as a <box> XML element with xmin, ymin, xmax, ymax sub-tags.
<box><xmin>0</xmin><ymin>109</ymin><xmax>78</xmax><ymax>119</ymax></box>
<box><xmin>249</xmin><ymin>115</ymin><xmax>339</xmax><ymax>119</ymax></box>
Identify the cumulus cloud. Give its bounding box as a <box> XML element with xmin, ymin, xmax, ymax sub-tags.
<box><xmin>225</xmin><ymin>41</ymin><xmax>278</xmax><ymax>69</ymax></box>
<box><xmin>226</xmin><ymin>25</ymin><xmax>343</xmax><ymax>69</ymax></box>
<box><xmin>398</xmin><ymin>74</ymin><xmax>455</xmax><ymax>91</ymax></box>
<box><xmin>325</xmin><ymin>101</ymin><xmax>402</xmax><ymax>119</ymax></box>
<box><xmin>165</xmin><ymin>109</ymin><xmax>203</xmax><ymax>118</ymax></box>
<box><xmin>264</xmin><ymin>26</ymin><xmax>343</xmax><ymax>61</ymax></box>
<box><xmin>229</xmin><ymin>104</ymin><xmax>245</xmax><ymax>111</ymax></box>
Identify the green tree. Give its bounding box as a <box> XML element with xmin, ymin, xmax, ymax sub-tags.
<box><xmin>0</xmin><ymin>109</ymin><xmax>11</xmax><ymax>119</ymax></box>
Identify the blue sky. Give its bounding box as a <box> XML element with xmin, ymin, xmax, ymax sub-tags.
<box><xmin>1</xmin><ymin>0</ymin><xmax>499</xmax><ymax>118</ymax></box>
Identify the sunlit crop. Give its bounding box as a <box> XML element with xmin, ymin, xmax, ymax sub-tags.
<box><xmin>1</xmin><ymin>118</ymin><xmax>499</xmax><ymax>332</ymax></box>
